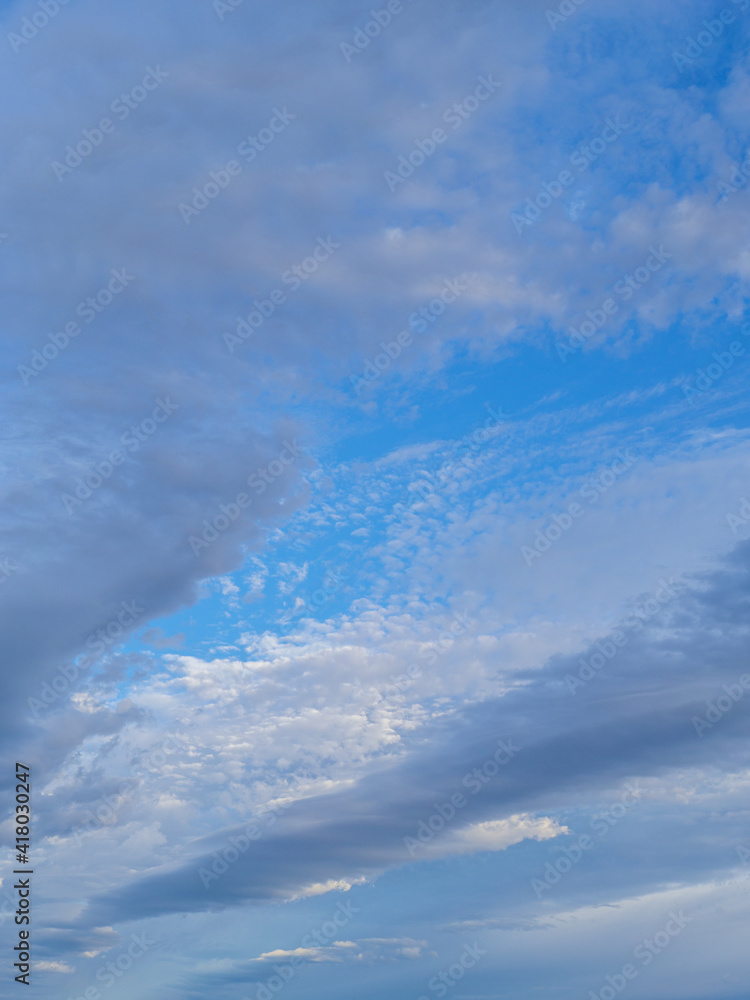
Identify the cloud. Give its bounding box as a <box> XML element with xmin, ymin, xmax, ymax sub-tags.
<box><xmin>444</xmin><ymin>816</ymin><xmax>568</xmax><ymax>855</ymax></box>
<box><xmin>3</xmin><ymin>1</ymin><xmax>750</xmax><ymax>996</ymax></box>
<box><xmin>34</xmin><ymin>961</ymin><xmax>75</xmax><ymax>973</ymax></box>
<box><xmin>34</xmin><ymin>539</ymin><xmax>748</xmax><ymax>939</ymax></box>
<box><xmin>291</xmin><ymin>877</ymin><xmax>369</xmax><ymax>900</ymax></box>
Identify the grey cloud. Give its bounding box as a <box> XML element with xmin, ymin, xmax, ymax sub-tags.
<box><xmin>62</xmin><ymin>541</ymin><xmax>750</xmax><ymax>931</ymax></box>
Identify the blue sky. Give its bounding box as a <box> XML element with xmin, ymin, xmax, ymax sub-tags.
<box><xmin>2</xmin><ymin>0</ymin><xmax>750</xmax><ymax>998</ymax></box>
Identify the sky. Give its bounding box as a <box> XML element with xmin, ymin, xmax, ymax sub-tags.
<box><xmin>1</xmin><ymin>0</ymin><xmax>750</xmax><ymax>998</ymax></box>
